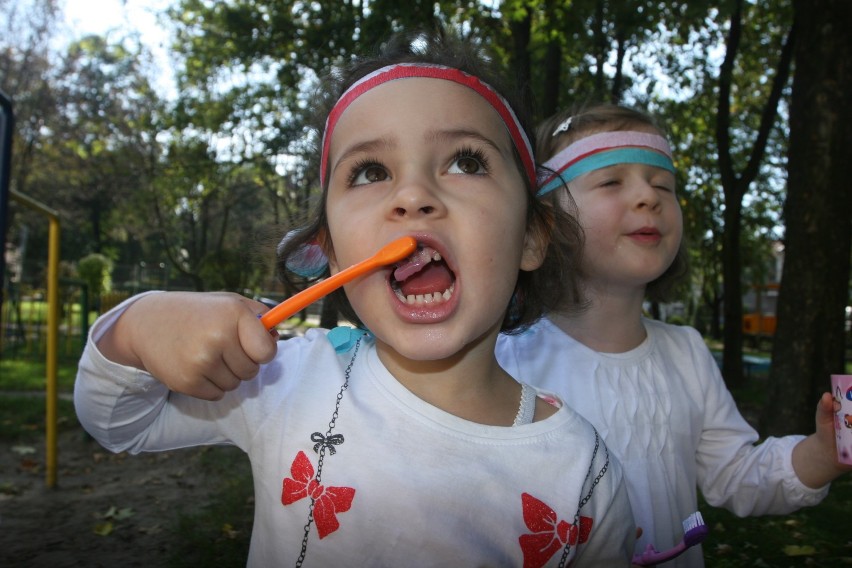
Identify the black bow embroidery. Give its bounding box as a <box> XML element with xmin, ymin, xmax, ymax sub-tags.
<box><xmin>311</xmin><ymin>432</ymin><xmax>345</xmax><ymax>455</ymax></box>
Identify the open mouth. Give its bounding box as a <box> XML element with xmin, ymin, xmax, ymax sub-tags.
<box><xmin>391</xmin><ymin>245</ymin><xmax>456</xmax><ymax>306</ymax></box>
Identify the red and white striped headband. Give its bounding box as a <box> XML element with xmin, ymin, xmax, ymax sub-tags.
<box><xmin>319</xmin><ymin>63</ymin><xmax>536</xmax><ymax>188</ymax></box>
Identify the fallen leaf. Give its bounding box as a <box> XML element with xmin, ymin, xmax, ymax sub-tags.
<box><xmin>18</xmin><ymin>458</ymin><xmax>40</xmax><ymax>473</ymax></box>
<box><xmin>138</xmin><ymin>524</ymin><xmax>163</xmax><ymax>535</ymax></box>
<box><xmin>783</xmin><ymin>545</ymin><xmax>816</xmax><ymax>556</ymax></box>
<box><xmin>94</xmin><ymin>521</ymin><xmax>114</xmax><ymax>536</ymax></box>
<box><xmin>221</xmin><ymin>523</ymin><xmax>240</xmax><ymax>539</ymax></box>
<box><xmin>11</xmin><ymin>445</ymin><xmax>36</xmax><ymax>456</ymax></box>
<box><xmin>714</xmin><ymin>543</ymin><xmax>734</xmax><ymax>555</ymax></box>
<box><xmin>101</xmin><ymin>506</ymin><xmax>134</xmax><ymax>520</ymax></box>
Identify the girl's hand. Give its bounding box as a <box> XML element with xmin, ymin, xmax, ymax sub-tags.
<box><xmin>815</xmin><ymin>392</ymin><xmax>852</xmax><ymax>471</ymax></box>
<box><xmin>792</xmin><ymin>392</ymin><xmax>852</xmax><ymax>488</ymax></box>
<box><xmin>97</xmin><ymin>291</ymin><xmax>278</xmax><ymax>400</ymax></box>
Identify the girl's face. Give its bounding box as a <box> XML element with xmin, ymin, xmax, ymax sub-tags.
<box><xmin>557</xmin><ymin>132</ymin><xmax>683</xmax><ymax>296</ymax></box>
<box><xmin>323</xmin><ymin>78</ymin><xmax>543</xmax><ymax>363</ymax></box>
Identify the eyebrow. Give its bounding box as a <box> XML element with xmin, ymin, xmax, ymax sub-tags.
<box><xmin>330</xmin><ymin>128</ymin><xmax>508</xmax><ymax>178</ymax></box>
<box><xmin>331</xmin><ymin>136</ymin><xmax>397</xmax><ymax>177</ymax></box>
<box><xmin>425</xmin><ymin>128</ymin><xmax>506</xmax><ymax>155</ymax></box>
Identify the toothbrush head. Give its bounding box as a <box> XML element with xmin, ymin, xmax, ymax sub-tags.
<box><xmin>682</xmin><ymin>511</ymin><xmax>709</xmax><ymax>547</ymax></box>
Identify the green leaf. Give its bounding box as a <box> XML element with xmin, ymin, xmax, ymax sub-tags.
<box><xmin>93</xmin><ymin>521</ymin><xmax>114</xmax><ymax>536</ymax></box>
<box><xmin>782</xmin><ymin>545</ymin><xmax>816</xmax><ymax>556</ymax></box>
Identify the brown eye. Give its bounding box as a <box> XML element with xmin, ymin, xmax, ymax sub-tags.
<box><xmin>454</xmin><ymin>156</ymin><xmax>481</xmax><ymax>174</ymax></box>
<box><xmin>350</xmin><ymin>162</ymin><xmax>389</xmax><ymax>186</ymax></box>
<box><xmin>363</xmin><ymin>165</ymin><xmax>388</xmax><ymax>182</ymax></box>
<box><xmin>449</xmin><ymin>147</ymin><xmax>489</xmax><ymax>175</ymax></box>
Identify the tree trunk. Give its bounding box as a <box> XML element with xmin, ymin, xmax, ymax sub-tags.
<box><xmin>541</xmin><ymin>39</ymin><xmax>562</xmax><ymax>119</ymax></box>
<box><xmin>716</xmin><ymin>0</ymin><xmax>746</xmax><ymax>388</ymax></box>
<box><xmin>508</xmin><ymin>8</ymin><xmax>533</xmax><ymax>107</ymax></box>
<box><xmin>717</xmin><ymin>0</ymin><xmax>795</xmax><ymax>389</ymax></box>
<box><xmin>764</xmin><ymin>0</ymin><xmax>852</xmax><ymax>436</ymax></box>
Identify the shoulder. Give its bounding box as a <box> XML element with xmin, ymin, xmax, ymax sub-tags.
<box><xmin>644</xmin><ymin>318</ymin><xmax>710</xmax><ymax>353</ymax></box>
<box><xmin>497</xmin><ymin>316</ymin><xmax>570</xmax><ymax>351</ymax></box>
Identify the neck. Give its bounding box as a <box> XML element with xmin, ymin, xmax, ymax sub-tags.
<box><xmin>375</xmin><ymin>331</ymin><xmax>522</xmax><ymax>426</ymax></box>
<box><xmin>551</xmin><ymin>284</ymin><xmax>647</xmax><ymax>353</ymax></box>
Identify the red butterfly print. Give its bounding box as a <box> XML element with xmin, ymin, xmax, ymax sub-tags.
<box><xmin>282</xmin><ymin>451</ymin><xmax>356</xmax><ymax>539</ymax></box>
<box><xmin>518</xmin><ymin>492</ymin><xmax>593</xmax><ymax>568</ymax></box>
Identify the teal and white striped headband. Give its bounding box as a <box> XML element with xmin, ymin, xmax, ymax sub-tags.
<box><xmin>537</xmin><ymin>131</ymin><xmax>675</xmax><ymax>196</ymax></box>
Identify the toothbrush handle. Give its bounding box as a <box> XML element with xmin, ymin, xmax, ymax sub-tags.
<box><xmin>260</xmin><ymin>257</ymin><xmax>378</xmax><ymax>329</ymax></box>
<box><xmin>632</xmin><ymin>541</ymin><xmax>687</xmax><ymax>565</ymax></box>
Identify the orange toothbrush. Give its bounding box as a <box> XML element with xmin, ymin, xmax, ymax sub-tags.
<box><xmin>260</xmin><ymin>236</ymin><xmax>417</xmax><ymax>330</ymax></box>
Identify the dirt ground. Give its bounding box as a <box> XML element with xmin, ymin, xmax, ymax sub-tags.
<box><xmin>0</xmin><ymin>424</ymin><xmax>250</xmax><ymax>568</ymax></box>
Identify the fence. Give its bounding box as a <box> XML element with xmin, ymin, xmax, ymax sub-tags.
<box><xmin>0</xmin><ymin>280</ymin><xmax>92</xmax><ymax>362</ymax></box>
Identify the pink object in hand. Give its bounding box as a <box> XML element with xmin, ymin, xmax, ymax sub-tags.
<box><xmin>832</xmin><ymin>374</ymin><xmax>852</xmax><ymax>465</ymax></box>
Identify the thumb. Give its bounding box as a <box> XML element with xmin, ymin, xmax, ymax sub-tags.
<box><xmin>237</xmin><ymin>307</ymin><xmax>279</xmax><ymax>365</ymax></box>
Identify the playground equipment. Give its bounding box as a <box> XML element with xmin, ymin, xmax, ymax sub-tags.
<box><xmin>1</xmin><ymin>89</ymin><xmax>62</xmax><ymax>488</ymax></box>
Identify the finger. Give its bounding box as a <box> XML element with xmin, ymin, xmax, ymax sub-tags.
<box><xmin>221</xmin><ymin>342</ymin><xmax>262</xmax><ymax>382</ymax></box>
<box><xmin>817</xmin><ymin>392</ymin><xmax>837</xmax><ymax>420</ymax></box>
<box><xmin>189</xmin><ymin>380</ymin><xmax>228</xmax><ymax>402</ymax></box>
<box><xmin>237</xmin><ymin>310</ymin><xmax>279</xmax><ymax>365</ymax></box>
<box><xmin>202</xmin><ymin>361</ymin><xmax>245</xmax><ymax>394</ymax></box>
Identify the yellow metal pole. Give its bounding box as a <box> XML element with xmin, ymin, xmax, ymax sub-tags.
<box><xmin>45</xmin><ymin>216</ymin><xmax>60</xmax><ymax>488</ymax></box>
<box><xmin>10</xmin><ymin>189</ymin><xmax>60</xmax><ymax>488</ymax></box>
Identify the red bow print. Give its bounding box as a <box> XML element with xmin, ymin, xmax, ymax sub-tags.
<box><xmin>519</xmin><ymin>492</ymin><xmax>593</xmax><ymax>568</ymax></box>
<box><xmin>282</xmin><ymin>451</ymin><xmax>356</xmax><ymax>539</ymax></box>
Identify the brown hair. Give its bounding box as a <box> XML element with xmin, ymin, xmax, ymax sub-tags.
<box><xmin>277</xmin><ymin>28</ymin><xmax>585</xmax><ymax>332</ymax></box>
<box><xmin>536</xmin><ymin>103</ymin><xmax>688</xmax><ymax>303</ymax></box>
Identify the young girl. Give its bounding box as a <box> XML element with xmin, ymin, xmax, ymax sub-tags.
<box><xmin>73</xmin><ymin>33</ymin><xmax>636</xmax><ymax>567</ymax></box>
<box><xmin>496</xmin><ymin>103</ymin><xmax>850</xmax><ymax>567</ymax></box>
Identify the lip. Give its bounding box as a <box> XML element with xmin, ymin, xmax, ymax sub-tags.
<box><xmin>387</xmin><ymin>232</ymin><xmax>460</xmax><ymax>323</ymax></box>
<box><xmin>626</xmin><ymin>226</ymin><xmax>662</xmax><ymax>244</ymax></box>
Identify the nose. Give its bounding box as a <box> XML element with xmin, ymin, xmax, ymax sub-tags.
<box><xmin>633</xmin><ymin>178</ymin><xmax>662</xmax><ymax>211</ymax></box>
<box><xmin>388</xmin><ymin>173</ymin><xmax>447</xmax><ymax>219</ymax></box>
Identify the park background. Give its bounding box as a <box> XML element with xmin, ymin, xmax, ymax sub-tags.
<box><xmin>1</xmin><ymin>0</ymin><xmax>850</xmax><ymax>566</ymax></box>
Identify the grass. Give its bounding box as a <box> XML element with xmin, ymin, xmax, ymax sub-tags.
<box><xmin>0</xmin><ymin>394</ymin><xmax>77</xmax><ymax>442</ymax></box>
<box><xmin>167</xmin><ymin>446</ymin><xmax>254</xmax><ymax>568</ymax></box>
<box><xmin>0</xmin><ymin>358</ymin><xmax>79</xmax><ymax>391</ymax></box>
<box><xmin>700</xmin><ymin>479</ymin><xmax>852</xmax><ymax>566</ymax></box>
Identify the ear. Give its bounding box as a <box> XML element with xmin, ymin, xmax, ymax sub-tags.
<box><xmin>519</xmin><ymin>206</ymin><xmax>551</xmax><ymax>272</ymax></box>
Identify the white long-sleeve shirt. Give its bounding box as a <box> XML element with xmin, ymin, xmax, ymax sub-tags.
<box><xmin>496</xmin><ymin>316</ymin><xmax>828</xmax><ymax>568</ymax></box>
<box><xmin>74</xmin><ymin>304</ymin><xmax>635</xmax><ymax>567</ymax></box>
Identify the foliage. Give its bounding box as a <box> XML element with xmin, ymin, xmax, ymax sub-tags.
<box><xmin>77</xmin><ymin>252</ymin><xmax>113</xmax><ymax>299</ymax></box>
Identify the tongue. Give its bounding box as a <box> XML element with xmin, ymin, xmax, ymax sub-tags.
<box><xmin>398</xmin><ymin>261</ymin><xmax>454</xmax><ymax>297</ymax></box>
<box><xmin>393</xmin><ymin>247</ymin><xmax>435</xmax><ymax>281</ymax></box>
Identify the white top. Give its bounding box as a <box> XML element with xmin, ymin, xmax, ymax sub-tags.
<box><xmin>496</xmin><ymin>316</ymin><xmax>829</xmax><ymax>568</ymax></box>
<box><xmin>74</xmin><ymin>302</ymin><xmax>636</xmax><ymax>567</ymax></box>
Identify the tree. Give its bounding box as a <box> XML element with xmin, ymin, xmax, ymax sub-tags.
<box><xmin>716</xmin><ymin>0</ymin><xmax>795</xmax><ymax>388</ymax></box>
<box><xmin>0</xmin><ymin>0</ymin><xmax>61</xmax><ymax>285</ymax></box>
<box><xmin>40</xmin><ymin>35</ymin><xmax>163</xmax><ymax>258</ymax></box>
<box><xmin>765</xmin><ymin>0</ymin><xmax>852</xmax><ymax>435</ymax></box>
